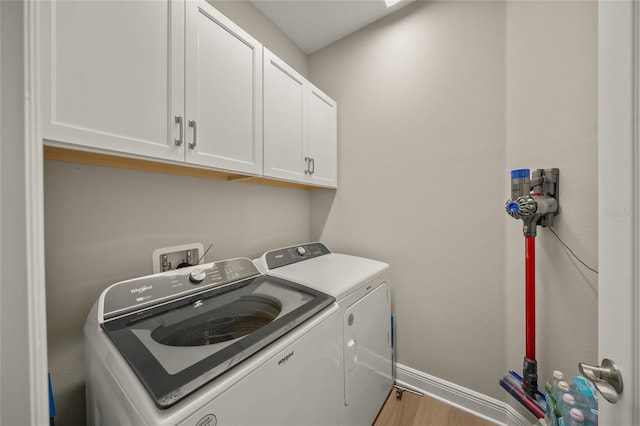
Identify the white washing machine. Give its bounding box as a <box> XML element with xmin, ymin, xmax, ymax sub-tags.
<box><xmin>255</xmin><ymin>243</ymin><xmax>393</xmax><ymax>426</ymax></box>
<box><xmin>84</xmin><ymin>257</ymin><xmax>342</xmax><ymax>426</ymax></box>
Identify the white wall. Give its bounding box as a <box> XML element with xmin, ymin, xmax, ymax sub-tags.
<box><xmin>309</xmin><ymin>0</ymin><xmax>597</xmax><ymax>410</ymax></box>
<box><xmin>2</xmin><ymin>1</ymin><xmax>50</xmax><ymax>424</ymax></box>
<box><xmin>1</xmin><ymin>1</ymin><xmax>32</xmax><ymax>423</ymax></box>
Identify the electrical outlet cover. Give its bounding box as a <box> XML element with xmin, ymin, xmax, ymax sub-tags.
<box><xmin>152</xmin><ymin>243</ymin><xmax>205</xmax><ymax>274</ymax></box>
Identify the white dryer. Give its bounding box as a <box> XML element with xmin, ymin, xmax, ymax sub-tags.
<box><xmin>255</xmin><ymin>243</ymin><xmax>393</xmax><ymax>426</ymax></box>
<box><xmin>85</xmin><ymin>257</ymin><xmax>342</xmax><ymax>425</ymax></box>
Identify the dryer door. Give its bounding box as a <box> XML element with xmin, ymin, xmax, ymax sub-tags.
<box><xmin>343</xmin><ymin>282</ymin><xmax>393</xmax><ymax>421</ymax></box>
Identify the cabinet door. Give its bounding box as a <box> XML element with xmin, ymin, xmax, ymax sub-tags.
<box><xmin>263</xmin><ymin>48</ymin><xmax>307</xmax><ymax>182</ymax></box>
<box><xmin>40</xmin><ymin>0</ymin><xmax>184</xmax><ymax>161</ymax></box>
<box><xmin>184</xmin><ymin>2</ymin><xmax>263</xmax><ymax>175</ymax></box>
<box><xmin>307</xmin><ymin>86</ymin><xmax>337</xmax><ymax>188</ymax></box>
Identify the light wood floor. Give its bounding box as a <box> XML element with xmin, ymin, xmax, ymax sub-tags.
<box><xmin>373</xmin><ymin>389</ymin><xmax>497</xmax><ymax>426</ymax></box>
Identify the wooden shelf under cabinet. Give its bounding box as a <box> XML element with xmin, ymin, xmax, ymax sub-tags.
<box><xmin>43</xmin><ymin>146</ymin><xmax>325</xmax><ymax>191</ymax></box>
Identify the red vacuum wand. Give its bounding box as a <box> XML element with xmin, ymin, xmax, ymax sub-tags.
<box><xmin>523</xmin><ymin>236</ymin><xmax>537</xmax><ymax>396</ymax></box>
<box><xmin>525</xmin><ymin>237</ymin><xmax>535</xmax><ymax>361</ymax></box>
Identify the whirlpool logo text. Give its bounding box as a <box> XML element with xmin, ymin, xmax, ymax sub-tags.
<box><xmin>278</xmin><ymin>351</ymin><xmax>294</xmax><ymax>366</ymax></box>
<box><xmin>130</xmin><ymin>285</ymin><xmax>152</xmax><ymax>294</ymax></box>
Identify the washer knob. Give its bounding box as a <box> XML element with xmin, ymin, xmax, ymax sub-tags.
<box><xmin>296</xmin><ymin>246</ymin><xmax>307</xmax><ymax>256</ymax></box>
<box><xmin>189</xmin><ymin>268</ymin><xmax>206</xmax><ymax>284</ymax></box>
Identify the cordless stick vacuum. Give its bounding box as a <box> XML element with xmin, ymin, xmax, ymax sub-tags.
<box><xmin>500</xmin><ymin>168</ymin><xmax>559</xmax><ymax>419</ymax></box>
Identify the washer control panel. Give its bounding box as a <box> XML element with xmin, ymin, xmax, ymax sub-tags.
<box><xmin>100</xmin><ymin>258</ymin><xmax>260</xmax><ymax>321</ymax></box>
<box><xmin>265</xmin><ymin>242</ymin><xmax>331</xmax><ymax>270</ymax></box>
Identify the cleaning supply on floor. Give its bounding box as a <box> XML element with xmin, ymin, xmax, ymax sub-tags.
<box><xmin>562</xmin><ymin>408</ymin><xmax>585</xmax><ymax>426</ymax></box>
<box><xmin>545</xmin><ymin>371</ymin><xmax>565</xmax><ymax>422</ymax></box>
<box><xmin>546</xmin><ymin>379</ymin><xmax>570</xmax><ymax>425</ymax></box>
<box><xmin>568</xmin><ymin>376</ymin><xmax>598</xmax><ymax>425</ymax></box>
<box><xmin>550</xmin><ymin>370</ymin><xmax>564</xmax><ymax>388</ymax></box>
<box><xmin>545</xmin><ymin>375</ymin><xmax>598</xmax><ymax>426</ymax></box>
<box><xmin>558</xmin><ymin>392</ymin><xmax>577</xmax><ymax>418</ymax></box>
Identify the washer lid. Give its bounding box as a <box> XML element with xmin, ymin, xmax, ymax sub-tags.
<box><xmin>262</xmin><ymin>252</ymin><xmax>389</xmax><ymax>300</ymax></box>
<box><xmin>101</xmin><ymin>274</ymin><xmax>334</xmax><ymax>408</ymax></box>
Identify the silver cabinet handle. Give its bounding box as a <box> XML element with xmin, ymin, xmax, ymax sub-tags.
<box><xmin>309</xmin><ymin>157</ymin><xmax>315</xmax><ymax>175</ymax></box>
<box><xmin>304</xmin><ymin>157</ymin><xmax>311</xmax><ymax>175</ymax></box>
<box><xmin>174</xmin><ymin>115</ymin><xmax>183</xmax><ymax>146</ymax></box>
<box><xmin>188</xmin><ymin>120</ymin><xmax>197</xmax><ymax>149</ymax></box>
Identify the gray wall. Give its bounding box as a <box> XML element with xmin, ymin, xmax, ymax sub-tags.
<box><xmin>208</xmin><ymin>0</ymin><xmax>308</xmax><ymax>77</ymax></box>
<box><xmin>44</xmin><ymin>163</ymin><xmax>312</xmax><ymax>425</ymax></box>
<box><xmin>44</xmin><ymin>3</ymin><xmax>311</xmax><ymax>424</ymax></box>
<box><xmin>309</xmin><ymin>0</ymin><xmax>597</xmax><ymax>407</ymax></box>
<box><xmin>504</xmin><ymin>0</ymin><xmax>598</xmax><ymax>401</ymax></box>
<box><xmin>309</xmin><ymin>0</ymin><xmax>507</xmax><ymax>399</ymax></box>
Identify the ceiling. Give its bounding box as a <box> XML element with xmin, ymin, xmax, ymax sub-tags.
<box><xmin>249</xmin><ymin>0</ymin><xmax>416</xmax><ymax>54</ymax></box>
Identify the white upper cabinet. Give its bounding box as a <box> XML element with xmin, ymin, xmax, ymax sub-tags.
<box><xmin>263</xmin><ymin>49</ymin><xmax>337</xmax><ymax>188</ymax></box>
<box><xmin>263</xmin><ymin>48</ymin><xmax>307</xmax><ymax>183</ymax></box>
<box><xmin>40</xmin><ymin>2</ymin><xmax>334</xmax><ymax>187</ymax></box>
<box><xmin>307</xmin><ymin>86</ymin><xmax>337</xmax><ymax>188</ymax></box>
<box><xmin>40</xmin><ymin>0</ymin><xmax>185</xmax><ymax>162</ymax></box>
<box><xmin>184</xmin><ymin>3</ymin><xmax>263</xmax><ymax>174</ymax></box>
<box><xmin>41</xmin><ymin>1</ymin><xmax>263</xmax><ymax>175</ymax></box>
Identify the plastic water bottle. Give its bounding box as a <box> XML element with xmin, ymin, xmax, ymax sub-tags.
<box><xmin>552</xmin><ymin>370</ymin><xmax>564</xmax><ymax>385</ymax></box>
<box><xmin>553</xmin><ymin>381</ymin><xmax>571</xmax><ymax>405</ymax></box>
<box><xmin>558</xmin><ymin>392</ymin><xmax>577</xmax><ymax>420</ymax></box>
<box><xmin>562</xmin><ymin>408</ymin><xmax>585</xmax><ymax>426</ymax></box>
<box><xmin>547</xmin><ymin>380</ymin><xmax>571</xmax><ymax>426</ymax></box>
<box><xmin>545</xmin><ymin>371</ymin><xmax>565</xmax><ymax>424</ymax></box>
<box><xmin>570</xmin><ymin>377</ymin><xmax>593</xmax><ymax>400</ymax></box>
<box><xmin>570</xmin><ymin>376</ymin><xmax>598</xmax><ymax>425</ymax></box>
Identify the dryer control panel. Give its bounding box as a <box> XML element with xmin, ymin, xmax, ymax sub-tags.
<box><xmin>265</xmin><ymin>243</ymin><xmax>331</xmax><ymax>269</ymax></box>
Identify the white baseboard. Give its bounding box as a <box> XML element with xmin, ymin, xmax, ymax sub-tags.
<box><xmin>394</xmin><ymin>363</ymin><xmax>533</xmax><ymax>426</ymax></box>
